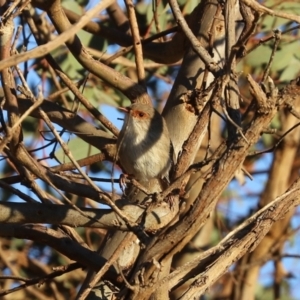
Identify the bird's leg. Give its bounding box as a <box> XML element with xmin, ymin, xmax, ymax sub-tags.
<box><xmin>119</xmin><ymin>174</ymin><xmax>152</xmax><ymax>196</ymax></box>
<box><xmin>119</xmin><ymin>173</ymin><xmax>130</xmax><ymax>194</ymax></box>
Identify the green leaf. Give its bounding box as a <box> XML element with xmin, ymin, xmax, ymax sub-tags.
<box><xmin>244</xmin><ymin>45</ymin><xmax>271</xmax><ymax>69</ymax></box>
<box><xmin>271</xmin><ymin>41</ymin><xmax>300</xmax><ymax>71</ymax></box>
<box><xmin>279</xmin><ymin>55</ymin><xmax>300</xmax><ymax>82</ymax></box>
<box><xmin>62</xmin><ymin>0</ymin><xmax>83</xmax><ymax>14</ymax></box>
<box><xmin>55</xmin><ymin>137</ymin><xmax>99</xmax><ymax>163</ymax></box>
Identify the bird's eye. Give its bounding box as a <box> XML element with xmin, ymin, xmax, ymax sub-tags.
<box><xmin>138</xmin><ymin>112</ymin><xmax>145</xmax><ymax>117</ymax></box>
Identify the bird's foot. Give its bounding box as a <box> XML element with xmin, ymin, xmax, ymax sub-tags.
<box><xmin>119</xmin><ymin>173</ymin><xmax>130</xmax><ymax>194</ymax></box>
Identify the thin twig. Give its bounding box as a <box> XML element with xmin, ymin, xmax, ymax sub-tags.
<box><xmin>0</xmin><ymin>263</ymin><xmax>81</xmax><ymax>298</ymax></box>
<box><xmin>0</xmin><ymin>179</ymin><xmax>38</xmax><ymax>203</ymax></box>
<box><xmin>125</xmin><ymin>0</ymin><xmax>146</xmax><ymax>86</ymax></box>
<box><xmin>248</xmin><ymin>122</ymin><xmax>300</xmax><ymax>157</ymax></box>
<box><xmin>261</xmin><ymin>30</ymin><xmax>281</xmax><ymax>83</ymax></box>
<box><xmin>241</xmin><ymin>0</ymin><xmax>300</xmax><ymax>24</ymax></box>
<box><xmin>50</xmin><ymin>152</ymin><xmax>107</xmax><ymax>172</ymax></box>
<box><xmin>168</xmin><ymin>0</ymin><xmax>220</xmax><ymax>75</ymax></box>
<box><xmin>103</xmin><ymin>26</ymin><xmax>177</xmax><ymax>65</ymax></box>
<box><xmin>11</xmin><ymin>25</ymin><xmax>22</xmax><ymax>53</ymax></box>
<box><xmin>34</xmin><ymin>87</ymin><xmax>134</xmax><ymax>226</ymax></box>
<box><xmin>15</xmin><ymin>65</ymin><xmax>132</xmax><ymax>225</ymax></box>
<box><xmin>248</xmin><ymin>24</ymin><xmax>300</xmax><ymax>54</ymax></box>
<box><xmin>0</xmin><ymin>0</ymin><xmax>115</xmax><ymax>71</ymax></box>
<box><xmin>56</xmin><ymin>70</ymin><xmax>119</xmax><ymax>137</ymax></box>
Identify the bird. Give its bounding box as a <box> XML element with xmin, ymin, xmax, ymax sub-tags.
<box><xmin>117</xmin><ymin>103</ymin><xmax>173</xmax><ymax>183</ymax></box>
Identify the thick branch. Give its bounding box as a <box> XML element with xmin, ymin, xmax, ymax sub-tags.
<box><xmin>46</xmin><ymin>0</ymin><xmax>150</xmax><ymax>103</ymax></box>
<box><xmin>0</xmin><ymin>201</ymin><xmax>177</xmax><ymax>232</ymax></box>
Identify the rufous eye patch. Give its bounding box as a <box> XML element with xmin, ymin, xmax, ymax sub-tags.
<box><xmin>131</xmin><ymin>110</ymin><xmax>149</xmax><ymax>119</ymax></box>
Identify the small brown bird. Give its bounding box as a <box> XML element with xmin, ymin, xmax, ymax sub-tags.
<box><xmin>117</xmin><ymin>103</ymin><xmax>172</xmax><ymax>183</ymax></box>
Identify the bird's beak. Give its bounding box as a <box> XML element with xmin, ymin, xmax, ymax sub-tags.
<box><xmin>118</xmin><ymin>107</ymin><xmax>129</xmax><ymax>113</ymax></box>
